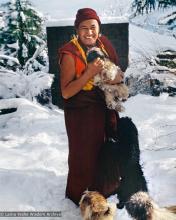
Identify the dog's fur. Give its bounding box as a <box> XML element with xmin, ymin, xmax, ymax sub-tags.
<box><xmin>87</xmin><ymin>47</ymin><xmax>129</xmax><ymax>112</ymax></box>
<box><xmin>79</xmin><ymin>191</ymin><xmax>116</xmax><ymax>220</ymax></box>
<box><xmin>95</xmin><ymin>117</ymin><xmax>176</xmax><ymax>219</ymax></box>
<box><xmin>95</xmin><ymin>117</ymin><xmax>148</xmax><ymax>209</ymax></box>
<box><xmin>126</xmin><ymin>191</ymin><xmax>176</xmax><ymax>220</ymax></box>
<box><xmin>115</xmin><ymin>117</ymin><xmax>148</xmax><ymax>209</ymax></box>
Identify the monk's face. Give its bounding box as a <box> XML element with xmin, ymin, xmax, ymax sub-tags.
<box><xmin>76</xmin><ymin>19</ymin><xmax>100</xmax><ymax>47</ymax></box>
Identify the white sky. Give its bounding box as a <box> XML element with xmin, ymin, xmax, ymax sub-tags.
<box><xmin>0</xmin><ymin>0</ymin><xmax>109</xmax><ymax>17</ymax></box>
<box><xmin>0</xmin><ymin>0</ymin><xmax>132</xmax><ymax>20</ymax></box>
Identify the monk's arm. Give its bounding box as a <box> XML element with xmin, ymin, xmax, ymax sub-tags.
<box><xmin>60</xmin><ymin>54</ymin><xmax>103</xmax><ymax>99</ymax></box>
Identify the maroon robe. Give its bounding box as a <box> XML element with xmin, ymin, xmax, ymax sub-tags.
<box><xmin>59</xmin><ymin>36</ymin><xmax>120</xmax><ymax>205</ymax></box>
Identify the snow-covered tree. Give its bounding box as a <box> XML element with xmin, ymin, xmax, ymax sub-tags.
<box><xmin>132</xmin><ymin>0</ymin><xmax>175</xmax><ymax>15</ymax></box>
<box><xmin>132</xmin><ymin>0</ymin><xmax>156</xmax><ymax>15</ymax></box>
<box><xmin>158</xmin><ymin>0</ymin><xmax>176</xmax><ymax>9</ymax></box>
<box><xmin>0</xmin><ymin>0</ymin><xmax>47</xmax><ymax>73</ymax></box>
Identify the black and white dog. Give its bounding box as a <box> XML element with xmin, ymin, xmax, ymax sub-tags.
<box><xmin>95</xmin><ymin>117</ymin><xmax>147</xmax><ymax>207</ymax></box>
<box><xmin>126</xmin><ymin>191</ymin><xmax>176</xmax><ymax>220</ymax></box>
<box><xmin>95</xmin><ymin>117</ymin><xmax>176</xmax><ymax>220</ymax></box>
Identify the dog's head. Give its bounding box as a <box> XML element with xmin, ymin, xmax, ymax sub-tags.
<box><xmin>87</xmin><ymin>47</ymin><xmax>106</xmax><ymax>63</ymax></box>
<box><xmin>115</xmin><ymin>117</ymin><xmax>138</xmax><ymax>146</ymax></box>
<box><xmin>87</xmin><ymin>47</ymin><xmax>118</xmax><ymax>82</ymax></box>
<box><xmin>79</xmin><ymin>190</ymin><xmax>116</xmax><ymax>220</ymax></box>
<box><xmin>126</xmin><ymin>191</ymin><xmax>154</xmax><ymax>220</ymax></box>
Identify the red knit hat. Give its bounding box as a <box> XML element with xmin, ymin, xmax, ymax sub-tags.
<box><xmin>74</xmin><ymin>8</ymin><xmax>101</xmax><ymax>28</ymax></box>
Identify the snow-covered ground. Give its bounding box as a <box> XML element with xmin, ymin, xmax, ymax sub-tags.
<box><xmin>131</xmin><ymin>7</ymin><xmax>176</xmax><ymax>36</ymax></box>
<box><xmin>126</xmin><ymin>23</ymin><xmax>176</xmax><ymax>90</ymax></box>
<box><xmin>0</xmin><ymin>0</ymin><xmax>176</xmax><ymax>219</ymax></box>
<box><xmin>0</xmin><ymin>94</ymin><xmax>175</xmax><ymax>220</ymax></box>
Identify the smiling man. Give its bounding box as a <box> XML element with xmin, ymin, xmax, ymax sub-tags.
<box><xmin>58</xmin><ymin>8</ymin><xmax>124</xmax><ymax>205</ymax></box>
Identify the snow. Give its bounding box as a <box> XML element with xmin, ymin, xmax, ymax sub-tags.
<box><xmin>126</xmin><ymin>24</ymin><xmax>176</xmax><ymax>89</ymax></box>
<box><xmin>20</xmin><ymin>11</ymin><xmax>26</xmax><ymax>22</ymax></box>
<box><xmin>158</xmin><ymin>12</ymin><xmax>176</xmax><ymax>25</ymax></box>
<box><xmin>11</xmin><ymin>11</ymin><xmax>18</xmax><ymax>19</ymax></box>
<box><xmin>0</xmin><ymin>0</ymin><xmax>176</xmax><ymax>219</ymax></box>
<box><xmin>0</xmin><ymin>55</ymin><xmax>19</xmax><ymax>64</ymax></box>
<box><xmin>0</xmin><ymin>70</ymin><xmax>53</xmax><ymax>99</ymax></box>
<box><xmin>0</xmin><ymin>17</ymin><xmax>4</xmax><ymax>28</ymax></box>
<box><xmin>0</xmin><ymin>94</ymin><xmax>175</xmax><ymax>219</ymax></box>
<box><xmin>131</xmin><ymin>7</ymin><xmax>176</xmax><ymax>36</ymax></box>
<box><xmin>129</xmin><ymin>24</ymin><xmax>176</xmax><ymax>61</ymax></box>
<box><xmin>22</xmin><ymin>44</ymin><xmax>28</xmax><ymax>58</ymax></box>
<box><xmin>6</xmin><ymin>42</ymin><xmax>19</xmax><ymax>50</ymax></box>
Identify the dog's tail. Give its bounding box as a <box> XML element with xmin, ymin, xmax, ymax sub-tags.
<box><xmin>125</xmin><ymin>191</ymin><xmax>176</xmax><ymax>220</ymax></box>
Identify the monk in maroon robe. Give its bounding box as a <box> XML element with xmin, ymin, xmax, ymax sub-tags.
<box><xmin>59</xmin><ymin>8</ymin><xmax>124</xmax><ymax>205</ymax></box>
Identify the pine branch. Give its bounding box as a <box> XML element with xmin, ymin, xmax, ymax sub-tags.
<box><xmin>0</xmin><ymin>54</ymin><xmax>20</xmax><ymax>64</ymax></box>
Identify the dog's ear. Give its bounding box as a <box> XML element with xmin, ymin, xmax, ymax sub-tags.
<box><xmin>82</xmin><ymin>195</ymin><xmax>91</xmax><ymax>205</ymax></box>
<box><xmin>103</xmin><ymin>206</ymin><xmax>111</xmax><ymax>216</ymax></box>
<box><xmin>116</xmin><ymin>117</ymin><xmax>138</xmax><ymax>140</ymax></box>
<box><xmin>79</xmin><ymin>192</ymin><xmax>91</xmax><ymax>206</ymax></box>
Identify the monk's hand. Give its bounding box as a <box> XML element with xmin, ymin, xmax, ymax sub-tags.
<box><xmin>106</xmin><ymin>67</ymin><xmax>124</xmax><ymax>85</ymax></box>
<box><xmin>86</xmin><ymin>57</ymin><xmax>104</xmax><ymax>78</ymax></box>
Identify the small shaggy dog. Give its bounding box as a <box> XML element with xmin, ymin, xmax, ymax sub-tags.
<box><xmin>79</xmin><ymin>190</ymin><xmax>116</xmax><ymax>220</ymax></box>
<box><xmin>126</xmin><ymin>191</ymin><xmax>176</xmax><ymax>220</ymax></box>
<box><xmin>87</xmin><ymin>47</ymin><xmax>129</xmax><ymax>112</ymax></box>
<box><xmin>94</xmin><ymin>117</ymin><xmax>176</xmax><ymax>220</ymax></box>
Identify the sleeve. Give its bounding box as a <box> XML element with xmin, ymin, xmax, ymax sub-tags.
<box><xmin>58</xmin><ymin>41</ymin><xmax>75</xmax><ymax>65</ymax></box>
<box><xmin>58</xmin><ymin>49</ymin><xmax>75</xmax><ymax>66</ymax></box>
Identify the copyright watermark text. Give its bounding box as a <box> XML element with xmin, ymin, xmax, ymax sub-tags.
<box><xmin>0</xmin><ymin>211</ymin><xmax>62</xmax><ymax>217</ymax></box>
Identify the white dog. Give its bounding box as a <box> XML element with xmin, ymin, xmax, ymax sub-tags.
<box><xmin>79</xmin><ymin>191</ymin><xmax>116</xmax><ymax>220</ymax></box>
<box><xmin>87</xmin><ymin>47</ymin><xmax>129</xmax><ymax>112</ymax></box>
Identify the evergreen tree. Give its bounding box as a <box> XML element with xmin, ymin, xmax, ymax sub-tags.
<box><xmin>158</xmin><ymin>0</ymin><xmax>176</xmax><ymax>9</ymax></box>
<box><xmin>132</xmin><ymin>0</ymin><xmax>156</xmax><ymax>14</ymax></box>
<box><xmin>0</xmin><ymin>0</ymin><xmax>47</xmax><ymax>72</ymax></box>
<box><xmin>132</xmin><ymin>0</ymin><xmax>175</xmax><ymax>14</ymax></box>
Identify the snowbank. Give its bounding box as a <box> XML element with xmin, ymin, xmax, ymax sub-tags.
<box><xmin>0</xmin><ymin>94</ymin><xmax>175</xmax><ymax>219</ymax></box>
